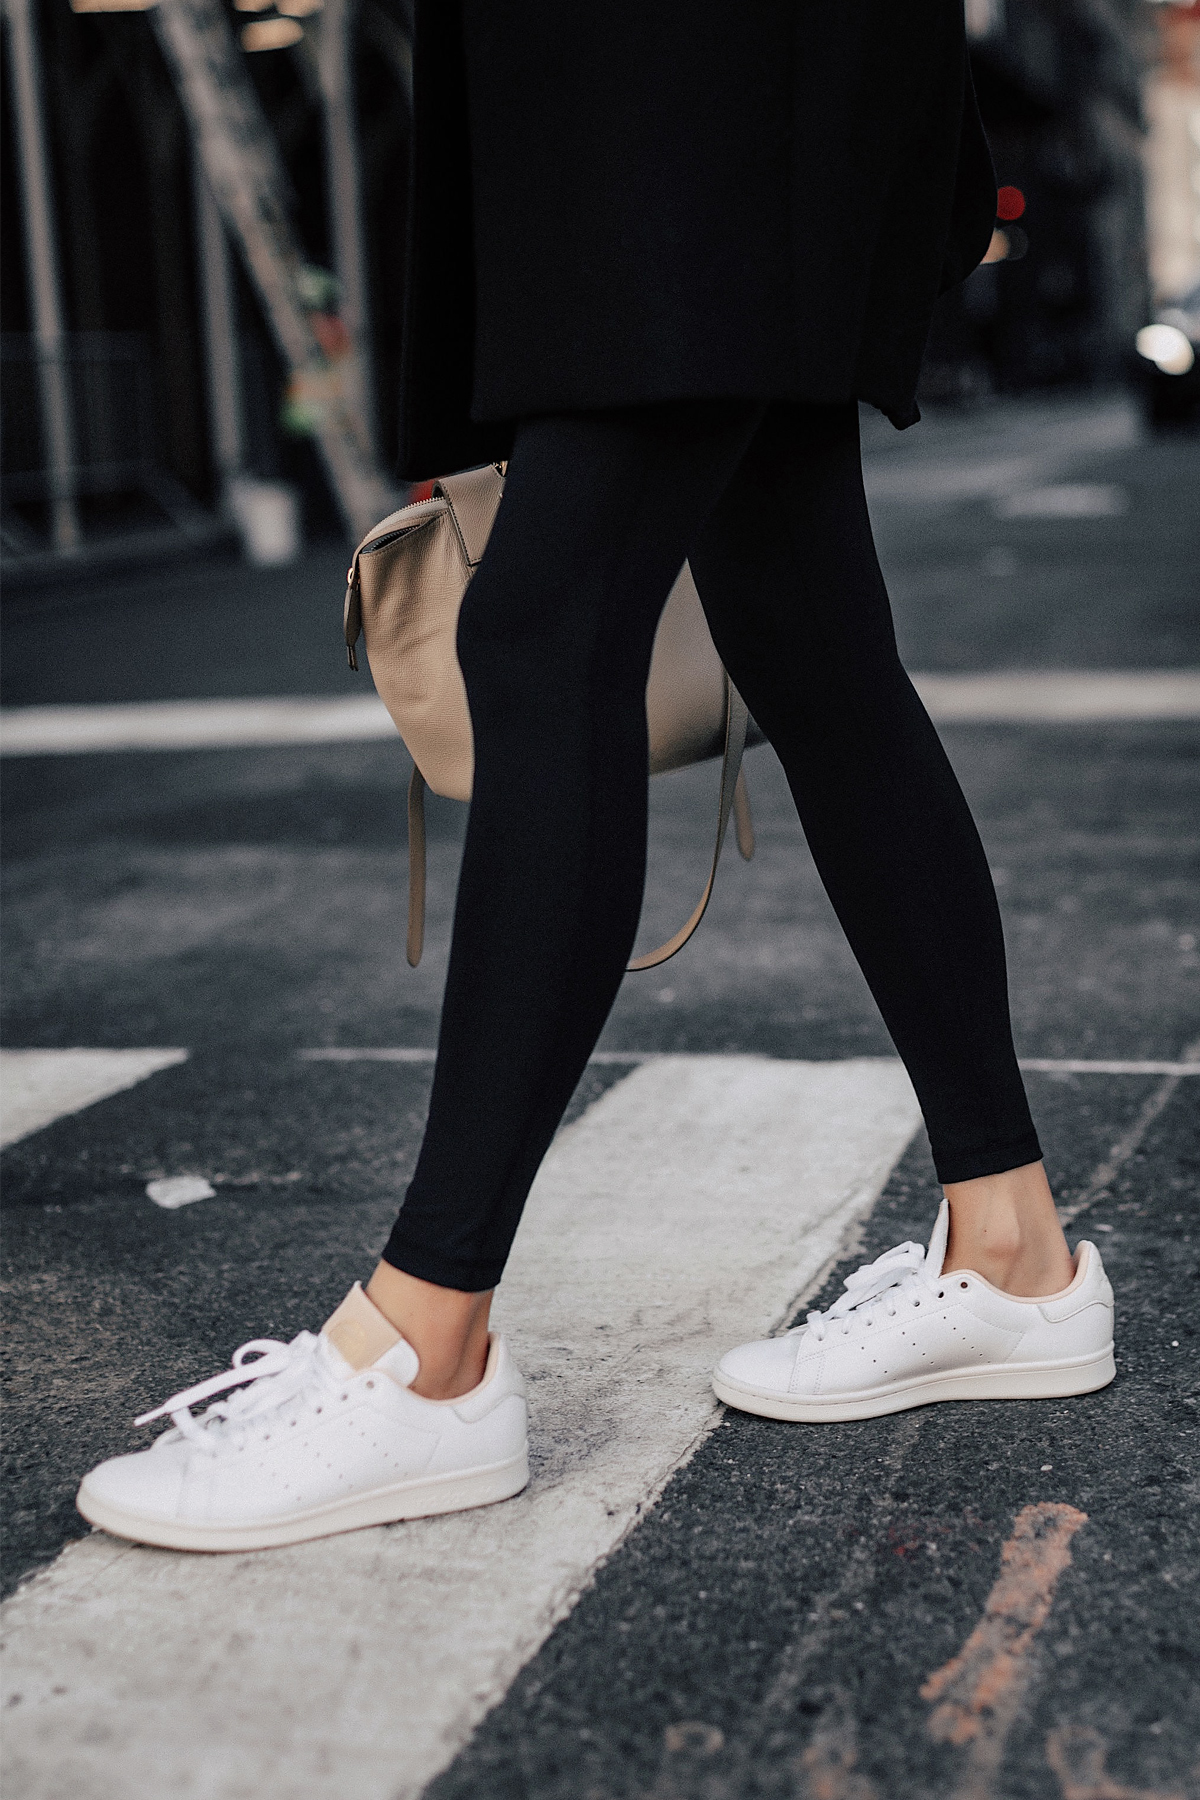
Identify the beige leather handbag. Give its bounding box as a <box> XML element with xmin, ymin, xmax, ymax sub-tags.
<box><xmin>343</xmin><ymin>462</ymin><xmax>756</xmax><ymax>968</ymax></box>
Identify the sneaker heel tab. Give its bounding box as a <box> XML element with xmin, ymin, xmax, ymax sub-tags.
<box><xmin>1066</xmin><ymin>1241</ymin><xmax>1107</xmax><ymax>1292</ymax></box>
<box><xmin>373</xmin><ymin>1336</ymin><xmax>421</xmax><ymax>1388</ymax></box>
<box><xmin>471</xmin><ymin>1332</ymin><xmax>512</xmax><ymax>1393</ymax></box>
<box><xmin>487</xmin><ymin>1333</ymin><xmax>527</xmax><ymax>1398</ymax></box>
<box><xmin>452</xmin><ymin>1335</ymin><xmax>526</xmax><ymax>1418</ymax></box>
<box><xmin>1077</xmin><ymin>1242</ymin><xmax>1114</xmax><ymax>1305</ymax></box>
<box><xmin>483</xmin><ymin>1332</ymin><xmax>503</xmax><ymax>1383</ymax></box>
<box><xmin>322</xmin><ymin>1281</ymin><xmax>406</xmax><ymax>1373</ymax></box>
<box><xmin>1038</xmin><ymin>1246</ymin><xmax>1112</xmax><ymax>1322</ymax></box>
<box><xmin>927</xmin><ymin>1199</ymin><xmax>951</xmax><ymax>1278</ymax></box>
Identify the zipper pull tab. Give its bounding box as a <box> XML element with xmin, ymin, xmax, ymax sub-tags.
<box><xmin>344</xmin><ymin>562</ymin><xmax>362</xmax><ymax>671</ymax></box>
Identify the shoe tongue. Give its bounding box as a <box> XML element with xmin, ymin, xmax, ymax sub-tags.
<box><xmin>322</xmin><ymin>1282</ymin><xmax>405</xmax><ymax>1372</ymax></box>
<box><xmin>926</xmin><ymin>1199</ymin><xmax>951</xmax><ymax>1278</ymax></box>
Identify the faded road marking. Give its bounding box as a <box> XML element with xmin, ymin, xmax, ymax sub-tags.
<box><xmin>860</xmin><ymin>396</ymin><xmax>1140</xmax><ymax>508</ymax></box>
<box><xmin>795</xmin><ymin>1696</ymin><xmax>880</xmax><ymax>1800</ymax></box>
<box><xmin>0</xmin><ymin>1048</ymin><xmax>188</xmax><ymax>1149</ymax></box>
<box><xmin>923</xmin><ymin>1503</ymin><xmax>1087</xmax><ymax>1742</ymax></box>
<box><xmin>648</xmin><ymin>1723</ymin><xmax>727</xmax><ymax>1800</ymax></box>
<box><xmin>1046</xmin><ymin>1725</ymin><xmax>1185</xmax><ymax>1800</ymax></box>
<box><xmin>909</xmin><ymin>670</ymin><xmax>1200</xmax><ymax>723</ymax></box>
<box><xmin>993</xmin><ymin>484</ymin><xmax>1127</xmax><ymax>519</ymax></box>
<box><xmin>923</xmin><ymin>1503</ymin><xmax>1088</xmax><ymax>1794</ymax></box>
<box><xmin>297</xmin><ymin>1048</ymin><xmax>1200</xmax><ymax>1078</ymax></box>
<box><xmin>1020</xmin><ymin>1059</ymin><xmax>1200</xmax><ymax>1078</ymax></box>
<box><xmin>1058</xmin><ymin>1034</ymin><xmax>1200</xmax><ymax>1226</ymax></box>
<box><xmin>4</xmin><ymin>669</ymin><xmax>1199</xmax><ymax>758</ymax></box>
<box><xmin>1</xmin><ymin>1057</ymin><xmax>919</xmax><ymax>1800</ymax></box>
<box><xmin>0</xmin><ymin>695</ymin><xmax>398</xmax><ymax>755</ymax></box>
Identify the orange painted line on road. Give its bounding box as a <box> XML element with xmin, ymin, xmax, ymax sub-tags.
<box><xmin>795</xmin><ymin>1704</ymin><xmax>880</xmax><ymax>1800</ymax></box>
<box><xmin>922</xmin><ymin>1502</ymin><xmax>1087</xmax><ymax>1748</ymax></box>
<box><xmin>1046</xmin><ymin>1725</ymin><xmax>1185</xmax><ymax>1800</ymax></box>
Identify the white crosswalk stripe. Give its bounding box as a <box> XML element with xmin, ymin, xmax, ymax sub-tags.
<box><xmin>0</xmin><ymin>1048</ymin><xmax>188</xmax><ymax>1150</ymax></box>
<box><xmin>297</xmin><ymin>1048</ymin><xmax>1200</xmax><ymax>1077</ymax></box>
<box><xmin>2</xmin><ymin>667</ymin><xmax>1199</xmax><ymax>757</ymax></box>
<box><xmin>1</xmin><ymin>1055</ymin><xmax>920</xmax><ymax>1800</ymax></box>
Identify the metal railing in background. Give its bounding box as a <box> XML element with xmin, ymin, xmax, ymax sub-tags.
<box><xmin>3</xmin><ymin>0</ymin><xmax>80</xmax><ymax>557</ymax></box>
<box><xmin>1</xmin><ymin>0</ymin><xmax>403</xmax><ymax>581</ymax></box>
<box><xmin>0</xmin><ymin>332</ymin><xmax>220</xmax><ymax>564</ymax></box>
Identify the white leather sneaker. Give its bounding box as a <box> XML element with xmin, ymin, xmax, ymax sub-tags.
<box><xmin>76</xmin><ymin>1283</ymin><xmax>528</xmax><ymax>1551</ymax></box>
<box><xmin>713</xmin><ymin>1200</ymin><xmax>1115</xmax><ymax>1422</ymax></box>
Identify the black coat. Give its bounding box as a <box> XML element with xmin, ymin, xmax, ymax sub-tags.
<box><xmin>398</xmin><ymin>1</ymin><xmax>996</xmax><ymax>480</ymax></box>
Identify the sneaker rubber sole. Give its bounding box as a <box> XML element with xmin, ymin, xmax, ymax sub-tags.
<box><xmin>712</xmin><ymin>1345</ymin><xmax>1116</xmax><ymax>1422</ymax></box>
<box><xmin>75</xmin><ymin>1448</ymin><xmax>530</xmax><ymax>1552</ymax></box>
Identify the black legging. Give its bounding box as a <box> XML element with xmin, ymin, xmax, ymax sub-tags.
<box><xmin>383</xmin><ymin>400</ymin><xmax>1041</xmax><ymax>1292</ymax></box>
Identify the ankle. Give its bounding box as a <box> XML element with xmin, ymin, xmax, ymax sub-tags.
<box><xmin>942</xmin><ymin>1161</ymin><xmax>1076</xmax><ymax>1298</ymax></box>
<box><xmin>365</xmin><ymin>1261</ymin><xmax>493</xmax><ymax>1399</ymax></box>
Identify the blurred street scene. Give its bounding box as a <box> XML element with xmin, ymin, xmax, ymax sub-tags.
<box><xmin>2</xmin><ymin>1</ymin><xmax>1199</xmax><ymax>1798</ymax></box>
<box><xmin>3</xmin><ymin>0</ymin><xmax>1200</xmax><ymax>574</ymax></box>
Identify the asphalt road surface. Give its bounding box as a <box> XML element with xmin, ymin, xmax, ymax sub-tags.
<box><xmin>1</xmin><ymin>394</ymin><xmax>1198</xmax><ymax>1800</ymax></box>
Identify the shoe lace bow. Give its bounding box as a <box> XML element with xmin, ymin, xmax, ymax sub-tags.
<box><xmin>134</xmin><ymin>1331</ymin><xmax>339</xmax><ymax>1452</ymax></box>
<box><xmin>794</xmin><ymin>1240</ymin><xmax>931</xmax><ymax>1343</ymax></box>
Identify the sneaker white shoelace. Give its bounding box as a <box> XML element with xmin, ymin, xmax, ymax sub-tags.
<box><xmin>134</xmin><ymin>1332</ymin><xmax>351</xmax><ymax>1455</ymax></box>
<box><xmin>792</xmin><ymin>1240</ymin><xmax>934</xmax><ymax>1343</ymax></box>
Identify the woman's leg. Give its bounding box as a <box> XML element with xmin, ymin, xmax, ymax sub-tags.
<box><xmin>689</xmin><ymin>402</ymin><xmax>1073</xmax><ymax>1295</ymax></box>
<box><xmin>371</xmin><ymin>401</ymin><xmax>765</xmax><ymax>1389</ymax></box>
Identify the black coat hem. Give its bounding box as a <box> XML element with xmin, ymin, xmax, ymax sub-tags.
<box><xmin>397</xmin><ymin>1</ymin><xmax>994</xmax><ymax>481</ymax></box>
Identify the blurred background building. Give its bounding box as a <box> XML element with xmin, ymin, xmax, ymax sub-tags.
<box><xmin>924</xmin><ymin>0</ymin><xmax>1199</xmax><ymax>404</ymax></box>
<box><xmin>924</xmin><ymin>0</ymin><xmax>1147</xmax><ymax>398</ymax></box>
<box><xmin>2</xmin><ymin>0</ymin><xmax>1198</xmax><ymax>580</ymax></box>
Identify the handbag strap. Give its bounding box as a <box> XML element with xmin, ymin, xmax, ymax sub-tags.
<box><xmin>402</xmin><ymin>674</ymin><xmax>753</xmax><ymax>972</ymax></box>
<box><xmin>627</xmin><ymin>674</ymin><xmax>750</xmax><ymax>971</ymax></box>
<box><xmin>406</xmin><ymin>765</ymin><xmax>428</xmax><ymax>968</ymax></box>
